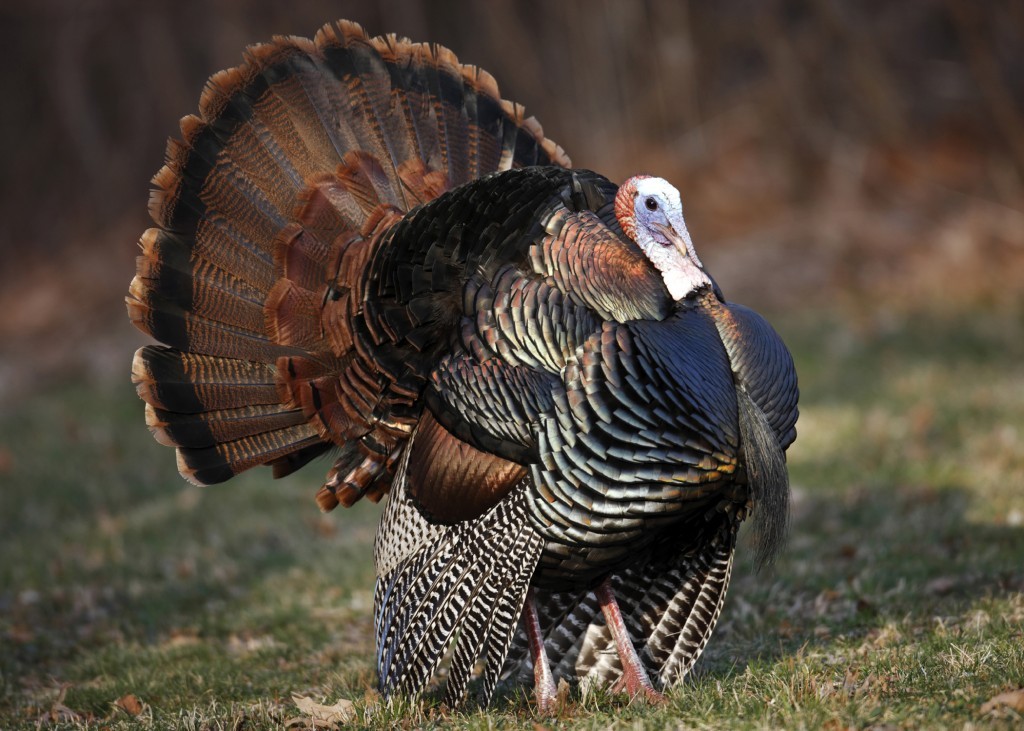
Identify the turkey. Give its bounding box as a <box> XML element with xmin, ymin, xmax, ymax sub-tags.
<box><xmin>126</xmin><ymin>20</ymin><xmax>798</xmax><ymax>711</ymax></box>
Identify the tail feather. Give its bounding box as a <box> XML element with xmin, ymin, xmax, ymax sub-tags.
<box><xmin>161</xmin><ymin>137</ymin><xmax>288</xmax><ymax>251</ymax></box>
<box><xmin>198</xmin><ymin>69</ymin><xmax>306</xmax><ymax>212</ymax></box>
<box><xmin>272</xmin><ymin>442</ymin><xmax>334</xmax><ymax>479</ymax></box>
<box><xmin>380</xmin><ymin>42</ymin><xmax>448</xmax><ymax>190</ymax></box>
<box><xmin>272</xmin><ymin>224</ymin><xmax>331</xmax><ymax>297</ymax></box>
<box><xmin>243</xmin><ymin>40</ymin><xmax>355</xmax><ymax>175</ymax></box>
<box><xmin>318</xmin><ymin>24</ymin><xmax>413</xmax><ymax>206</ymax></box>
<box><xmin>128</xmin><ymin>284</ymin><xmax>279</xmax><ymax>362</ymax></box>
<box><xmin>133</xmin><ymin>346</ymin><xmax>322</xmax><ymax>485</ymax></box>
<box><xmin>131</xmin><ymin>347</ymin><xmax>280</xmax><ymax>412</ymax></box>
<box><xmin>334</xmin><ymin>150</ymin><xmax>397</xmax><ymax>213</ymax></box>
<box><xmin>175</xmin><ymin>424</ymin><xmax>323</xmax><ymax>486</ymax></box>
<box><xmin>264</xmin><ymin>279</ymin><xmax>325</xmax><ymax>350</ymax></box>
<box><xmin>428</xmin><ymin>44</ymin><xmax>471</xmax><ymax>188</ymax></box>
<box><xmin>144</xmin><ymin>221</ymin><xmax>277</xmax><ymax>294</ymax></box>
<box><xmin>130</xmin><ymin>18</ymin><xmax>569</xmax><ymax>503</ymax></box>
<box><xmin>145</xmin><ymin>402</ymin><xmax>308</xmax><ymax>449</ymax></box>
<box><xmin>459</xmin><ymin>64</ymin><xmax>499</xmax><ymax>181</ymax></box>
<box><xmin>503</xmin><ymin>101</ymin><xmax>538</xmax><ymax>169</ymax></box>
<box><xmin>136</xmin><ymin>230</ymin><xmax>268</xmax><ymax>314</ymax></box>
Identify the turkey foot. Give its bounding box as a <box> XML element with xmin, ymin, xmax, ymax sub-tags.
<box><xmin>596</xmin><ymin>580</ymin><xmax>666</xmax><ymax>704</ymax></box>
<box><xmin>523</xmin><ymin>588</ymin><xmax>558</xmax><ymax>714</ymax></box>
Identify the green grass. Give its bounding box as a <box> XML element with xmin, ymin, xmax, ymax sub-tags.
<box><xmin>2</xmin><ymin>310</ymin><xmax>1023</xmax><ymax>729</ymax></box>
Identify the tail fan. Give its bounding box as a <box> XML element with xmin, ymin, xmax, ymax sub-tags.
<box><xmin>127</xmin><ymin>20</ymin><xmax>570</xmax><ymax>505</ymax></box>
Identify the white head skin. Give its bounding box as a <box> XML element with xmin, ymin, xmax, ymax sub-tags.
<box><xmin>614</xmin><ymin>176</ymin><xmax>711</xmax><ymax>300</ymax></box>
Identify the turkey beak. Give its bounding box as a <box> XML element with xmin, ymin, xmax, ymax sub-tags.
<box><xmin>652</xmin><ymin>221</ymin><xmax>705</xmax><ymax>271</ymax></box>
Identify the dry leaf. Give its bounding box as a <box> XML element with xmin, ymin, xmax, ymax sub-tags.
<box><xmin>37</xmin><ymin>685</ymin><xmax>81</xmax><ymax>724</ymax></box>
<box><xmin>926</xmin><ymin>576</ymin><xmax>957</xmax><ymax>595</ymax></box>
<box><xmin>981</xmin><ymin>688</ymin><xmax>1024</xmax><ymax>714</ymax></box>
<box><xmin>114</xmin><ymin>693</ymin><xmax>144</xmax><ymax>716</ymax></box>
<box><xmin>556</xmin><ymin>678</ymin><xmax>571</xmax><ymax>706</ymax></box>
<box><xmin>821</xmin><ymin>719</ymin><xmax>853</xmax><ymax>731</ymax></box>
<box><xmin>290</xmin><ymin>694</ymin><xmax>357</xmax><ymax>728</ymax></box>
<box><xmin>42</xmin><ymin>703</ymin><xmax>81</xmax><ymax>724</ymax></box>
<box><xmin>7</xmin><ymin>623</ymin><xmax>34</xmax><ymax>643</ymax></box>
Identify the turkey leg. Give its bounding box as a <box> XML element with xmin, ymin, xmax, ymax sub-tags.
<box><xmin>595</xmin><ymin>579</ymin><xmax>666</xmax><ymax>703</ymax></box>
<box><xmin>523</xmin><ymin>588</ymin><xmax>558</xmax><ymax>714</ymax></box>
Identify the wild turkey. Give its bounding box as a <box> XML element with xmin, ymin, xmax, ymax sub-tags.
<box><xmin>126</xmin><ymin>20</ymin><xmax>798</xmax><ymax>711</ymax></box>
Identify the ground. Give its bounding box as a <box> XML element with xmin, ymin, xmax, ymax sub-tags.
<box><xmin>1</xmin><ymin>309</ymin><xmax>1022</xmax><ymax>730</ymax></box>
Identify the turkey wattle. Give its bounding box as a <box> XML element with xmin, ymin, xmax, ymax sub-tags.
<box><xmin>126</xmin><ymin>19</ymin><xmax>799</xmax><ymax>711</ymax></box>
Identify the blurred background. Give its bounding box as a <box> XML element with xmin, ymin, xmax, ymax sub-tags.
<box><xmin>1</xmin><ymin>0</ymin><xmax>1022</xmax><ymax>401</ymax></box>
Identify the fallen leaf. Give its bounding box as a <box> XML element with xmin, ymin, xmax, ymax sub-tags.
<box><xmin>114</xmin><ymin>693</ymin><xmax>144</xmax><ymax>716</ymax></box>
<box><xmin>37</xmin><ymin>685</ymin><xmax>81</xmax><ymax>724</ymax></box>
<box><xmin>856</xmin><ymin>597</ymin><xmax>876</xmax><ymax>614</ymax></box>
<box><xmin>43</xmin><ymin>703</ymin><xmax>81</xmax><ymax>724</ymax></box>
<box><xmin>926</xmin><ymin>576</ymin><xmax>957</xmax><ymax>595</ymax></box>
<box><xmin>162</xmin><ymin>628</ymin><xmax>200</xmax><ymax>649</ymax></box>
<box><xmin>821</xmin><ymin>719</ymin><xmax>853</xmax><ymax>731</ymax></box>
<box><xmin>556</xmin><ymin>678</ymin><xmax>571</xmax><ymax>706</ymax></box>
<box><xmin>981</xmin><ymin>688</ymin><xmax>1024</xmax><ymax>714</ymax></box>
<box><xmin>838</xmin><ymin>544</ymin><xmax>857</xmax><ymax>559</ymax></box>
<box><xmin>290</xmin><ymin>694</ymin><xmax>356</xmax><ymax>728</ymax></box>
<box><xmin>7</xmin><ymin>623</ymin><xmax>34</xmax><ymax>643</ymax></box>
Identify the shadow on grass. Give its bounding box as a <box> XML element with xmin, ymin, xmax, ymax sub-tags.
<box><xmin>698</xmin><ymin>478</ymin><xmax>1024</xmax><ymax>686</ymax></box>
<box><xmin>0</xmin><ymin>383</ymin><xmax>379</xmax><ymax>720</ymax></box>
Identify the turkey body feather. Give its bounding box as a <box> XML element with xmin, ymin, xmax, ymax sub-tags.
<box><xmin>127</xmin><ymin>19</ymin><xmax>798</xmax><ymax>709</ymax></box>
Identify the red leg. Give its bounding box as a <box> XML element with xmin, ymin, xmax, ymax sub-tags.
<box><xmin>595</xmin><ymin>579</ymin><xmax>666</xmax><ymax>703</ymax></box>
<box><xmin>523</xmin><ymin>588</ymin><xmax>558</xmax><ymax>714</ymax></box>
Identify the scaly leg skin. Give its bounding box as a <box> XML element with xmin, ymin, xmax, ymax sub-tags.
<box><xmin>595</xmin><ymin>579</ymin><xmax>667</xmax><ymax>704</ymax></box>
<box><xmin>523</xmin><ymin>588</ymin><xmax>558</xmax><ymax>714</ymax></box>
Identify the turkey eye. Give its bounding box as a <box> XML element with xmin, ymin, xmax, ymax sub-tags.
<box><xmin>644</xmin><ymin>197</ymin><xmax>658</xmax><ymax>211</ymax></box>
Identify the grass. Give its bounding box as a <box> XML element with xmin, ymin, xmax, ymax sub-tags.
<box><xmin>1</xmin><ymin>309</ymin><xmax>1022</xmax><ymax>729</ymax></box>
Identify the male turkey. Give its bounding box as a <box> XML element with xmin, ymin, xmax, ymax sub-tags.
<box><xmin>127</xmin><ymin>20</ymin><xmax>798</xmax><ymax>711</ymax></box>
